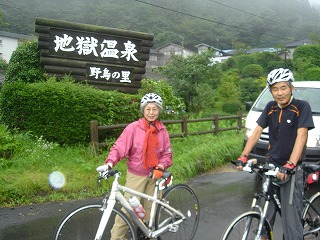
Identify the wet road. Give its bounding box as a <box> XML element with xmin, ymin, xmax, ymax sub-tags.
<box><xmin>0</xmin><ymin>163</ymin><xmax>317</xmax><ymax>240</ymax></box>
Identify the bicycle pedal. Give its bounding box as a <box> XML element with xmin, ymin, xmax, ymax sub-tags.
<box><xmin>168</xmin><ymin>225</ymin><xmax>179</xmax><ymax>233</ymax></box>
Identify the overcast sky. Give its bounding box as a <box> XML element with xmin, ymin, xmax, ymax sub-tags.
<box><xmin>309</xmin><ymin>0</ymin><xmax>320</xmax><ymax>6</ymax></box>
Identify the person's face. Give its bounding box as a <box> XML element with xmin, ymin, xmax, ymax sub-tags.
<box><xmin>143</xmin><ymin>103</ymin><xmax>160</xmax><ymax>122</ymax></box>
<box><xmin>270</xmin><ymin>81</ymin><xmax>294</xmax><ymax>108</ymax></box>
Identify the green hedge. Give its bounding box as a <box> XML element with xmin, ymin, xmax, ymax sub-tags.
<box><xmin>0</xmin><ymin>78</ymin><xmax>140</xmax><ymax>145</ymax></box>
<box><xmin>4</xmin><ymin>41</ymin><xmax>47</xmax><ymax>84</ymax></box>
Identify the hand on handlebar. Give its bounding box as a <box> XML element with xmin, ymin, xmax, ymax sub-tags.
<box><xmin>279</xmin><ymin>162</ymin><xmax>295</xmax><ymax>174</ymax></box>
<box><xmin>147</xmin><ymin>165</ymin><xmax>165</xmax><ymax>179</ymax></box>
<box><xmin>277</xmin><ymin>162</ymin><xmax>295</xmax><ymax>181</ymax></box>
<box><xmin>152</xmin><ymin>165</ymin><xmax>164</xmax><ymax>179</ymax></box>
<box><xmin>236</xmin><ymin>156</ymin><xmax>248</xmax><ymax>167</ymax></box>
<box><xmin>96</xmin><ymin>163</ymin><xmax>112</xmax><ymax>172</ymax></box>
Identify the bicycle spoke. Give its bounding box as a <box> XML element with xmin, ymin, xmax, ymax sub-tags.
<box><xmin>155</xmin><ymin>184</ymin><xmax>199</xmax><ymax>240</ymax></box>
<box><xmin>221</xmin><ymin>212</ymin><xmax>272</xmax><ymax>240</ymax></box>
<box><xmin>303</xmin><ymin>193</ymin><xmax>320</xmax><ymax>240</ymax></box>
<box><xmin>53</xmin><ymin>204</ymin><xmax>136</xmax><ymax>240</ymax></box>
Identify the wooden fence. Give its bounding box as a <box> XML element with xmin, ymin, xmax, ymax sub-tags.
<box><xmin>90</xmin><ymin>112</ymin><xmax>245</xmax><ymax>153</ymax></box>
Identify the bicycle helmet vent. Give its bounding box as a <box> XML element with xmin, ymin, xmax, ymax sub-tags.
<box><xmin>267</xmin><ymin>68</ymin><xmax>294</xmax><ymax>87</ymax></box>
<box><xmin>140</xmin><ymin>93</ymin><xmax>163</xmax><ymax>107</ymax></box>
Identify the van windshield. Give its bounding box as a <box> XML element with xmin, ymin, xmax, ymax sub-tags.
<box><xmin>253</xmin><ymin>87</ymin><xmax>320</xmax><ymax>114</ymax></box>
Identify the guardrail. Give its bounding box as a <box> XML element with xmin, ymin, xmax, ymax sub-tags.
<box><xmin>90</xmin><ymin>112</ymin><xmax>245</xmax><ymax>153</ymax></box>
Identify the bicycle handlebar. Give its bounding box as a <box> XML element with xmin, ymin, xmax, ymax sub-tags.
<box><xmin>231</xmin><ymin>160</ymin><xmax>280</xmax><ymax>177</ymax></box>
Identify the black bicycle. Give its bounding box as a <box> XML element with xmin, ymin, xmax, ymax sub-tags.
<box><xmin>221</xmin><ymin>160</ymin><xmax>320</xmax><ymax>240</ymax></box>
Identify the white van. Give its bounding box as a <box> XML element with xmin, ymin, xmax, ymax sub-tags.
<box><xmin>244</xmin><ymin>81</ymin><xmax>320</xmax><ymax>163</ymax></box>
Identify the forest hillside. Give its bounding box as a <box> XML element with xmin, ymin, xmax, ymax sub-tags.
<box><xmin>1</xmin><ymin>0</ymin><xmax>320</xmax><ymax>50</ymax></box>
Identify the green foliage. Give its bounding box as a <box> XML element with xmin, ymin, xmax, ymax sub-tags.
<box><xmin>303</xmin><ymin>67</ymin><xmax>320</xmax><ymax>81</ymax></box>
<box><xmin>191</xmin><ymin>83</ymin><xmax>216</xmax><ymax>112</ymax></box>
<box><xmin>231</xmin><ymin>40</ymin><xmax>252</xmax><ymax>55</ymax></box>
<box><xmin>266</xmin><ymin>60</ymin><xmax>286</xmax><ymax>71</ymax></box>
<box><xmin>253</xmin><ymin>52</ymin><xmax>284</xmax><ymax>73</ymax></box>
<box><xmin>4</xmin><ymin>40</ymin><xmax>47</xmax><ymax>84</ymax></box>
<box><xmin>0</xmin><ymin>77</ymin><xmax>140</xmax><ymax>145</ymax></box>
<box><xmin>1</xmin><ymin>0</ymin><xmax>320</xmax><ymax>49</ymax></box>
<box><xmin>239</xmin><ymin>77</ymin><xmax>265</xmax><ymax>104</ymax></box>
<box><xmin>159</xmin><ymin>50</ymin><xmax>221</xmax><ymax>111</ymax></box>
<box><xmin>138</xmin><ymin>78</ymin><xmax>186</xmax><ymax>118</ymax></box>
<box><xmin>0</xmin><ymin>57</ymin><xmax>8</xmax><ymax>70</ymax></box>
<box><xmin>293</xmin><ymin>44</ymin><xmax>320</xmax><ymax>68</ymax></box>
<box><xmin>309</xmin><ymin>33</ymin><xmax>320</xmax><ymax>44</ymax></box>
<box><xmin>222</xmin><ymin>102</ymin><xmax>242</xmax><ymax>114</ymax></box>
<box><xmin>241</xmin><ymin>64</ymin><xmax>264</xmax><ymax>78</ymax></box>
<box><xmin>214</xmin><ymin>71</ymin><xmax>240</xmax><ymax>107</ymax></box>
<box><xmin>232</xmin><ymin>54</ymin><xmax>255</xmax><ymax>72</ymax></box>
<box><xmin>0</xmin><ymin>130</ymin><xmax>243</xmax><ymax>207</ymax></box>
<box><xmin>0</xmin><ymin>124</ymin><xmax>15</xmax><ymax>158</ymax></box>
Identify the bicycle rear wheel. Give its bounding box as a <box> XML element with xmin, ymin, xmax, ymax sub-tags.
<box><xmin>155</xmin><ymin>184</ymin><xmax>200</xmax><ymax>240</ymax></box>
<box><xmin>303</xmin><ymin>192</ymin><xmax>320</xmax><ymax>240</ymax></box>
<box><xmin>53</xmin><ymin>204</ymin><xmax>137</xmax><ymax>240</ymax></box>
<box><xmin>221</xmin><ymin>211</ymin><xmax>273</xmax><ymax>240</ymax></box>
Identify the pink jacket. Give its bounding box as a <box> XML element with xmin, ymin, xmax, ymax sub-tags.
<box><xmin>105</xmin><ymin>118</ymin><xmax>173</xmax><ymax>176</ymax></box>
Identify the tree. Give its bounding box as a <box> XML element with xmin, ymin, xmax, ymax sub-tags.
<box><xmin>0</xmin><ymin>9</ymin><xmax>8</xmax><ymax>27</ymax></box>
<box><xmin>309</xmin><ymin>33</ymin><xmax>320</xmax><ymax>44</ymax></box>
<box><xmin>159</xmin><ymin>50</ymin><xmax>221</xmax><ymax>111</ymax></box>
<box><xmin>4</xmin><ymin>40</ymin><xmax>47</xmax><ymax>84</ymax></box>
<box><xmin>231</xmin><ymin>40</ymin><xmax>252</xmax><ymax>55</ymax></box>
<box><xmin>138</xmin><ymin>78</ymin><xmax>186</xmax><ymax>117</ymax></box>
<box><xmin>241</xmin><ymin>64</ymin><xmax>264</xmax><ymax>78</ymax></box>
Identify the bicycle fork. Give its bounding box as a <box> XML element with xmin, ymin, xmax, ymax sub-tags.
<box><xmin>242</xmin><ymin>198</ymin><xmax>270</xmax><ymax>240</ymax></box>
<box><xmin>94</xmin><ymin>192</ymin><xmax>117</xmax><ymax>240</ymax></box>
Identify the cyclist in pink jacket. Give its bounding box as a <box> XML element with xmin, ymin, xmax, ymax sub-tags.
<box><xmin>105</xmin><ymin>93</ymin><xmax>173</xmax><ymax>240</ymax></box>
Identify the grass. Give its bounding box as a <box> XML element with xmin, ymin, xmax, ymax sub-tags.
<box><xmin>0</xmin><ymin>127</ymin><xmax>243</xmax><ymax>208</ymax></box>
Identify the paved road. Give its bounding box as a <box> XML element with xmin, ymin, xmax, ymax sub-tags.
<box><xmin>0</xmin><ymin>163</ymin><xmax>316</xmax><ymax>240</ymax></box>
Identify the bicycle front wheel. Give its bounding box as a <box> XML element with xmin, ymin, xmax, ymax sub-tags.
<box><xmin>221</xmin><ymin>211</ymin><xmax>273</xmax><ymax>240</ymax></box>
<box><xmin>155</xmin><ymin>184</ymin><xmax>200</xmax><ymax>240</ymax></box>
<box><xmin>53</xmin><ymin>204</ymin><xmax>137</xmax><ymax>240</ymax></box>
<box><xmin>303</xmin><ymin>192</ymin><xmax>320</xmax><ymax>240</ymax></box>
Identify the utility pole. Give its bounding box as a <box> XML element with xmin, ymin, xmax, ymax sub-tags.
<box><xmin>180</xmin><ymin>35</ymin><xmax>184</xmax><ymax>57</ymax></box>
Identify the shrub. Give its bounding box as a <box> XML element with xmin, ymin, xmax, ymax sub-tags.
<box><xmin>139</xmin><ymin>79</ymin><xmax>186</xmax><ymax>118</ymax></box>
<box><xmin>222</xmin><ymin>101</ymin><xmax>242</xmax><ymax>114</ymax></box>
<box><xmin>0</xmin><ymin>124</ymin><xmax>15</xmax><ymax>158</ymax></box>
<box><xmin>303</xmin><ymin>67</ymin><xmax>320</xmax><ymax>81</ymax></box>
<box><xmin>4</xmin><ymin>40</ymin><xmax>47</xmax><ymax>84</ymax></box>
<box><xmin>0</xmin><ymin>57</ymin><xmax>8</xmax><ymax>70</ymax></box>
<box><xmin>241</xmin><ymin>64</ymin><xmax>263</xmax><ymax>78</ymax></box>
<box><xmin>0</xmin><ymin>77</ymin><xmax>140</xmax><ymax>145</ymax></box>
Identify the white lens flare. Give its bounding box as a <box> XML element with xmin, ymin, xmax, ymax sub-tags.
<box><xmin>48</xmin><ymin>171</ymin><xmax>66</xmax><ymax>190</ymax></box>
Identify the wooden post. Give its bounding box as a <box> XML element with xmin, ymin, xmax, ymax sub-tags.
<box><xmin>90</xmin><ymin>120</ymin><xmax>99</xmax><ymax>154</ymax></box>
<box><xmin>213</xmin><ymin>113</ymin><xmax>219</xmax><ymax>135</ymax></box>
<box><xmin>182</xmin><ymin>115</ymin><xmax>188</xmax><ymax>137</ymax></box>
<box><xmin>237</xmin><ymin>111</ymin><xmax>243</xmax><ymax>130</ymax></box>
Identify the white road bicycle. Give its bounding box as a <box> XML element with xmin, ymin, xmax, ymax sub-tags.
<box><xmin>53</xmin><ymin>167</ymin><xmax>200</xmax><ymax>240</ymax></box>
<box><xmin>221</xmin><ymin>160</ymin><xmax>320</xmax><ymax>240</ymax></box>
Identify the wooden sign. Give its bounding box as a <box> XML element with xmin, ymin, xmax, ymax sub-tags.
<box><xmin>35</xmin><ymin>17</ymin><xmax>154</xmax><ymax>93</ymax></box>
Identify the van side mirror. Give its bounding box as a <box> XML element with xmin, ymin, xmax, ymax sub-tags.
<box><xmin>246</xmin><ymin>101</ymin><xmax>253</xmax><ymax>112</ymax></box>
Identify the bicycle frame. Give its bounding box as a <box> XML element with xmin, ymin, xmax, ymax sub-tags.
<box><xmin>303</xmin><ymin>194</ymin><xmax>320</xmax><ymax>237</ymax></box>
<box><xmin>94</xmin><ymin>171</ymin><xmax>185</xmax><ymax>240</ymax></box>
<box><xmin>242</xmin><ymin>161</ymin><xmax>320</xmax><ymax>240</ymax></box>
<box><xmin>246</xmin><ymin>172</ymin><xmax>276</xmax><ymax>240</ymax></box>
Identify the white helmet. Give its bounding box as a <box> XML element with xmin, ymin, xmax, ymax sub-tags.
<box><xmin>140</xmin><ymin>93</ymin><xmax>163</xmax><ymax>113</ymax></box>
<box><xmin>267</xmin><ymin>68</ymin><xmax>294</xmax><ymax>87</ymax></box>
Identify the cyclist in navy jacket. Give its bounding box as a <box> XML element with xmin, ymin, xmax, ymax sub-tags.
<box><xmin>237</xmin><ymin>68</ymin><xmax>314</xmax><ymax>240</ymax></box>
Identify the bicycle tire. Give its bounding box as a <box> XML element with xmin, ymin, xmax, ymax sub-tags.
<box><xmin>53</xmin><ymin>204</ymin><xmax>137</xmax><ymax>240</ymax></box>
<box><xmin>302</xmin><ymin>192</ymin><xmax>320</xmax><ymax>240</ymax></box>
<box><xmin>220</xmin><ymin>211</ymin><xmax>273</xmax><ymax>240</ymax></box>
<box><xmin>155</xmin><ymin>183</ymin><xmax>200</xmax><ymax>240</ymax></box>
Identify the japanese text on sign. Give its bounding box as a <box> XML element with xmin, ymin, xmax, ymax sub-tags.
<box><xmin>53</xmin><ymin>33</ymin><xmax>139</xmax><ymax>62</ymax></box>
<box><xmin>86</xmin><ymin>64</ymin><xmax>132</xmax><ymax>83</ymax></box>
